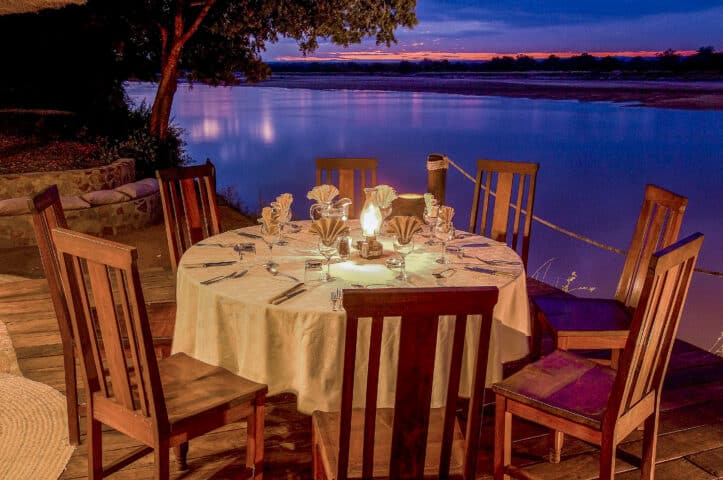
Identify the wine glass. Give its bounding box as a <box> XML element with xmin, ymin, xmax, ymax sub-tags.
<box><xmin>423</xmin><ymin>204</ymin><xmax>438</xmax><ymax>245</ymax></box>
<box><xmin>393</xmin><ymin>235</ymin><xmax>415</xmax><ymax>282</ymax></box>
<box><xmin>318</xmin><ymin>238</ymin><xmax>338</xmax><ymax>282</ymax></box>
<box><xmin>275</xmin><ymin>208</ymin><xmax>292</xmax><ymax>246</ymax></box>
<box><xmin>260</xmin><ymin>223</ymin><xmax>281</xmax><ymax>267</ymax></box>
<box><xmin>380</xmin><ymin>205</ymin><xmax>393</xmax><ymax>236</ymax></box>
<box><xmin>434</xmin><ymin>220</ymin><xmax>455</xmax><ymax>264</ymax></box>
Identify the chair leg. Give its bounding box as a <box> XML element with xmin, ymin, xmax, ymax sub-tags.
<box><xmin>640</xmin><ymin>411</ymin><xmax>659</xmax><ymax>479</ymax></box>
<box><xmin>494</xmin><ymin>394</ymin><xmax>512</xmax><ymax>480</ymax></box>
<box><xmin>529</xmin><ymin>304</ymin><xmax>543</xmax><ymax>360</ymax></box>
<box><xmin>154</xmin><ymin>440</ymin><xmax>170</xmax><ymax>480</ymax></box>
<box><xmin>548</xmin><ymin>429</ymin><xmax>564</xmax><ymax>463</ymax></box>
<box><xmin>599</xmin><ymin>438</ymin><xmax>617</xmax><ymax>480</ymax></box>
<box><xmin>63</xmin><ymin>346</ymin><xmax>81</xmax><ymax>445</ymax></box>
<box><xmin>173</xmin><ymin>442</ymin><xmax>188</xmax><ymax>470</ymax></box>
<box><xmin>246</xmin><ymin>398</ymin><xmax>265</xmax><ymax>478</ymax></box>
<box><xmin>311</xmin><ymin>423</ymin><xmax>320</xmax><ymax>480</ymax></box>
<box><xmin>88</xmin><ymin>416</ymin><xmax>103</xmax><ymax>479</ymax></box>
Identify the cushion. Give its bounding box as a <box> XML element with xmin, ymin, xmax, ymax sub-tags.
<box><xmin>81</xmin><ymin>189</ymin><xmax>130</xmax><ymax>206</ymax></box>
<box><xmin>115</xmin><ymin>178</ymin><xmax>159</xmax><ymax>199</ymax></box>
<box><xmin>60</xmin><ymin>196</ymin><xmax>91</xmax><ymax>211</ymax></box>
<box><xmin>0</xmin><ymin>197</ymin><xmax>31</xmax><ymax>216</ymax></box>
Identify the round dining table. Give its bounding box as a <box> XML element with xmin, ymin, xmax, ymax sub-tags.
<box><xmin>171</xmin><ymin>221</ymin><xmax>530</xmax><ymax>414</ymax></box>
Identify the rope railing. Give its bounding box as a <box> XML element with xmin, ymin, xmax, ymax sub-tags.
<box><xmin>444</xmin><ymin>157</ymin><xmax>721</xmax><ymax>277</ymax></box>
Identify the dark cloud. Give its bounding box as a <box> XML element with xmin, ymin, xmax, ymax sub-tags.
<box><xmin>418</xmin><ymin>0</ymin><xmax>723</xmax><ymax>27</ymax></box>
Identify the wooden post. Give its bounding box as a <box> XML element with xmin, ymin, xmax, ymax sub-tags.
<box><xmin>427</xmin><ymin>153</ymin><xmax>449</xmax><ymax>205</ymax></box>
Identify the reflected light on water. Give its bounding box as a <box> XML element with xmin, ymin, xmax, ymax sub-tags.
<box><xmin>189</xmin><ymin>118</ymin><xmax>222</xmax><ymax>141</ymax></box>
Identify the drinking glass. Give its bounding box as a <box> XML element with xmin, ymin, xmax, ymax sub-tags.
<box><xmin>318</xmin><ymin>238</ymin><xmax>338</xmax><ymax>282</ymax></box>
<box><xmin>434</xmin><ymin>220</ymin><xmax>455</xmax><ymax>264</ymax></box>
<box><xmin>423</xmin><ymin>205</ymin><xmax>438</xmax><ymax>246</ymax></box>
<box><xmin>393</xmin><ymin>235</ymin><xmax>415</xmax><ymax>282</ymax></box>
<box><xmin>260</xmin><ymin>223</ymin><xmax>281</xmax><ymax>267</ymax></box>
<box><xmin>380</xmin><ymin>205</ymin><xmax>393</xmax><ymax>236</ymax></box>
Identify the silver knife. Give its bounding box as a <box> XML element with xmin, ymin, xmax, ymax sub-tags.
<box><xmin>464</xmin><ymin>266</ymin><xmax>515</xmax><ymax>277</ymax></box>
<box><xmin>271</xmin><ymin>288</ymin><xmax>307</xmax><ymax>305</ymax></box>
<box><xmin>268</xmin><ymin>282</ymin><xmax>304</xmax><ymax>304</ymax></box>
<box><xmin>201</xmin><ymin>269</ymin><xmax>248</xmax><ymax>285</ymax></box>
<box><xmin>185</xmin><ymin>260</ymin><xmax>237</xmax><ymax>268</ymax></box>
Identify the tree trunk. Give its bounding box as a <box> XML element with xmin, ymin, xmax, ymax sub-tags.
<box><xmin>150</xmin><ymin>49</ymin><xmax>181</xmax><ymax>142</ymax></box>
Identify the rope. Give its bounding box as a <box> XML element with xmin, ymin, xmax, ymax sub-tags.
<box><xmin>443</xmin><ymin>158</ymin><xmax>721</xmax><ymax>277</ymax></box>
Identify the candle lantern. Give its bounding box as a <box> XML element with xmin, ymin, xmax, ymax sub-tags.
<box><xmin>358</xmin><ymin>187</ymin><xmax>383</xmax><ymax>258</ymax></box>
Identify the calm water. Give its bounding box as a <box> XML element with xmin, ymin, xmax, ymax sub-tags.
<box><xmin>127</xmin><ymin>82</ymin><xmax>722</xmax><ymax>351</ymax></box>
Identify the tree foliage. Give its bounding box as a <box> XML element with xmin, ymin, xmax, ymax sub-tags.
<box><xmin>98</xmin><ymin>0</ymin><xmax>417</xmax><ymax>141</ymax></box>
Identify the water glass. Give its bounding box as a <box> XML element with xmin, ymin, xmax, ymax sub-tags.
<box><xmin>434</xmin><ymin>220</ymin><xmax>455</xmax><ymax>264</ymax></box>
<box><xmin>304</xmin><ymin>259</ymin><xmax>323</xmax><ymax>285</ymax></box>
<box><xmin>260</xmin><ymin>223</ymin><xmax>281</xmax><ymax>267</ymax></box>
<box><xmin>393</xmin><ymin>235</ymin><xmax>414</xmax><ymax>281</ymax></box>
<box><xmin>318</xmin><ymin>239</ymin><xmax>338</xmax><ymax>282</ymax></box>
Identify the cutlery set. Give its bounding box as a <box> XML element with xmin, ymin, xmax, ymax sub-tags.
<box><xmin>269</xmin><ymin>283</ymin><xmax>307</xmax><ymax>305</ymax></box>
<box><xmin>200</xmin><ymin>269</ymin><xmax>248</xmax><ymax>285</ymax></box>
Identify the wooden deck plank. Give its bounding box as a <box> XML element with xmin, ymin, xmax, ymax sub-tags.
<box><xmin>687</xmin><ymin>446</ymin><xmax>723</xmax><ymax>478</ymax></box>
<box><xmin>613</xmin><ymin>457</ymin><xmax>716</xmax><ymax>480</ymax></box>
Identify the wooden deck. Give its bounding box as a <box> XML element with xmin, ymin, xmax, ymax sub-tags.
<box><xmin>2</xmin><ymin>278</ymin><xmax>721</xmax><ymax>479</ymax></box>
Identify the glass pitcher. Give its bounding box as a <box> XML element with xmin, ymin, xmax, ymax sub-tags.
<box><xmin>309</xmin><ymin>197</ymin><xmax>351</xmax><ymax>221</ymax></box>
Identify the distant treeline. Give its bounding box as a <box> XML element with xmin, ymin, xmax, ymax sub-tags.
<box><xmin>270</xmin><ymin>47</ymin><xmax>722</xmax><ymax>74</ymax></box>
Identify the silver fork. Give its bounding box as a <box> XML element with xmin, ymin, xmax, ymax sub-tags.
<box><xmin>330</xmin><ymin>290</ymin><xmax>339</xmax><ymax>311</ymax></box>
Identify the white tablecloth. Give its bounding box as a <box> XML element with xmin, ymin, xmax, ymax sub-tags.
<box><xmin>172</xmin><ymin>223</ymin><xmax>530</xmax><ymax>414</ymax></box>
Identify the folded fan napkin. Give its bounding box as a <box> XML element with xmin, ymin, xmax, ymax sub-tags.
<box><xmin>309</xmin><ymin>217</ymin><xmax>349</xmax><ymax>246</ymax></box>
<box><xmin>387</xmin><ymin>216</ymin><xmax>423</xmax><ymax>244</ymax></box>
<box><xmin>375</xmin><ymin>185</ymin><xmax>398</xmax><ymax>208</ymax></box>
<box><xmin>437</xmin><ymin>205</ymin><xmax>455</xmax><ymax>224</ymax></box>
<box><xmin>259</xmin><ymin>206</ymin><xmax>281</xmax><ymax>234</ymax></box>
<box><xmin>307</xmin><ymin>184</ymin><xmax>339</xmax><ymax>203</ymax></box>
<box><xmin>272</xmin><ymin>193</ymin><xmax>293</xmax><ymax>214</ymax></box>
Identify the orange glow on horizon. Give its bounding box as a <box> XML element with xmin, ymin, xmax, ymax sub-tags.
<box><xmin>273</xmin><ymin>50</ymin><xmax>698</xmax><ymax>62</ymax></box>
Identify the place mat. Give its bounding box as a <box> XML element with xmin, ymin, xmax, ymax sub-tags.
<box><xmin>0</xmin><ymin>372</ymin><xmax>75</xmax><ymax>479</ymax></box>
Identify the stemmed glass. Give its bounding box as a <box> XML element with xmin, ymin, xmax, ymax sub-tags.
<box><xmin>434</xmin><ymin>220</ymin><xmax>455</xmax><ymax>264</ymax></box>
<box><xmin>275</xmin><ymin>208</ymin><xmax>292</xmax><ymax>246</ymax></box>
<box><xmin>260</xmin><ymin>223</ymin><xmax>281</xmax><ymax>267</ymax></box>
<box><xmin>318</xmin><ymin>237</ymin><xmax>338</xmax><ymax>282</ymax></box>
<box><xmin>423</xmin><ymin>204</ymin><xmax>438</xmax><ymax>245</ymax></box>
<box><xmin>380</xmin><ymin>205</ymin><xmax>393</xmax><ymax>236</ymax></box>
<box><xmin>393</xmin><ymin>235</ymin><xmax>415</xmax><ymax>282</ymax></box>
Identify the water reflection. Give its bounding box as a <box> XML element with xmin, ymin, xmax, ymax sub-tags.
<box><xmin>127</xmin><ymin>82</ymin><xmax>722</xmax><ymax>351</ymax></box>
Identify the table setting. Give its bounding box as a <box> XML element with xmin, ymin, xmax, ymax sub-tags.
<box><xmin>171</xmin><ymin>185</ymin><xmax>531</xmax><ymax>413</ymax></box>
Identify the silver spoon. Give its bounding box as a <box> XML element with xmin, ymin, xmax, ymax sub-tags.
<box><xmin>266</xmin><ymin>264</ymin><xmax>300</xmax><ymax>282</ymax></box>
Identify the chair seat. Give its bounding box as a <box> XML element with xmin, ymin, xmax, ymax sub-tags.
<box><xmin>493</xmin><ymin>350</ymin><xmax>615</xmax><ymax>429</ymax></box>
<box><xmin>159</xmin><ymin>353</ymin><xmax>267</xmax><ymax>428</ymax></box>
<box><xmin>534</xmin><ymin>296</ymin><xmax>632</xmax><ymax>336</ymax></box>
<box><xmin>312</xmin><ymin>408</ymin><xmax>465</xmax><ymax>479</ymax></box>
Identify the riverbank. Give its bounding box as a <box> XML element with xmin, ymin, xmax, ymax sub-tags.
<box><xmin>252</xmin><ymin>73</ymin><xmax>723</xmax><ymax>110</ymax></box>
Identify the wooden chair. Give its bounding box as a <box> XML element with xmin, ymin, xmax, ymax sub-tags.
<box><xmin>52</xmin><ymin>227</ymin><xmax>267</xmax><ymax>479</ymax></box>
<box><xmin>493</xmin><ymin>232</ymin><xmax>703</xmax><ymax>480</ymax></box>
<box><xmin>532</xmin><ymin>185</ymin><xmax>688</xmax><ymax>370</ymax></box>
<box><xmin>157</xmin><ymin>159</ymin><xmax>221</xmax><ymax>272</ymax></box>
<box><xmin>468</xmin><ymin>159</ymin><xmax>539</xmax><ymax>268</ymax></box>
<box><xmin>27</xmin><ymin>185</ymin><xmax>81</xmax><ymax>445</ymax></box>
<box><xmin>312</xmin><ymin>286</ymin><xmax>499</xmax><ymax>479</ymax></box>
<box><xmin>315</xmin><ymin>157</ymin><xmax>378</xmax><ymax>218</ymax></box>
<box><xmin>28</xmin><ymin>185</ymin><xmax>178</xmax><ymax>446</ymax></box>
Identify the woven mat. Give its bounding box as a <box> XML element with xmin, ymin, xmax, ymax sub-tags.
<box><xmin>0</xmin><ymin>316</ymin><xmax>74</xmax><ymax>479</ymax></box>
<box><xmin>0</xmin><ymin>318</ymin><xmax>20</xmax><ymax>376</ymax></box>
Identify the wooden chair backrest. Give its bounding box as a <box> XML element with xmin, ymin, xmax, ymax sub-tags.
<box><xmin>28</xmin><ymin>185</ymin><xmax>74</xmax><ymax>349</ymax></box>
<box><xmin>607</xmin><ymin>232</ymin><xmax>702</xmax><ymax>426</ymax></box>
<box><xmin>339</xmin><ymin>287</ymin><xmax>499</xmax><ymax>480</ymax></box>
<box><xmin>468</xmin><ymin>159</ymin><xmax>539</xmax><ymax>267</ymax></box>
<box><xmin>615</xmin><ymin>184</ymin><xmax>687</xmax><ymax>308</ymax></box>
<box><xmin>157</xmin><ymin>159</ymin><xmax>221</xmax><ymax>272</ymax></box>
<box><xmin>52</xmin><ymin>228</ymin><xmax>168</xmax><ymax>431</ymax></box>
<box><xmin>315</xmin><ymin>157</ymin><xmax>378</xmax><ymax>218</ymax></box>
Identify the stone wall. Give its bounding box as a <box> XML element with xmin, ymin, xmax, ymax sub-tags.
<box><xmin>0</xmin><ymin>190</ymin><xmax>161</xmax><ymax>248</ymax></box>
<box><xmin>0</xmin><ymin>158</ymin><xmax>135</xmax><ymax>200</ymax></box>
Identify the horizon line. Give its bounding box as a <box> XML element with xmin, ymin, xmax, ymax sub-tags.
<box><xmin>272</xmin><ymin>49</ymin><xmax>699</xmax><ymax>62</ymax></box>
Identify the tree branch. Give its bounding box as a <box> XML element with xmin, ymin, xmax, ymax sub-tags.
<box><xmin>177</xmin><ymin>0</ymin><xmax>216</xmax><ymax>47</ymax></box>
<box><xmin>174</xmin><ymin>0</ymin><xmax>184</xmax><ymax>41</ymax></box>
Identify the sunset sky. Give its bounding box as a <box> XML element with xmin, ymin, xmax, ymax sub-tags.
<box><xmin>263</xmin><ymin>0</ymin><xmax>723</xmax><ymax>61</ymax></box>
